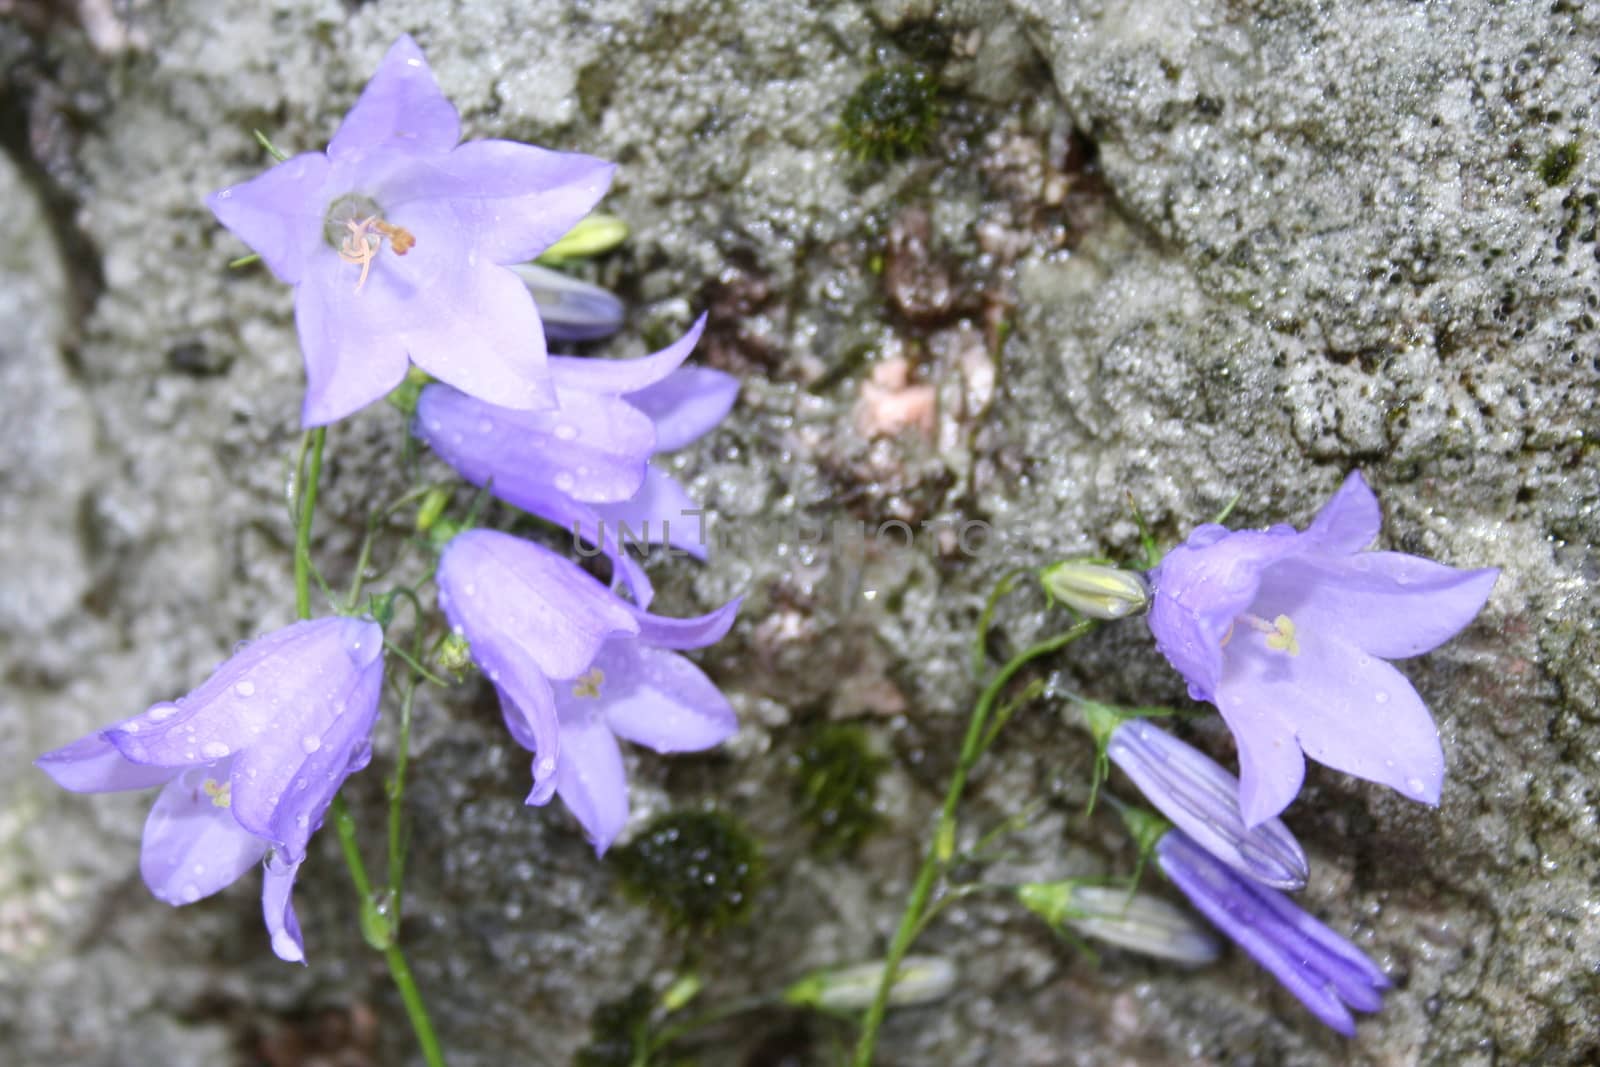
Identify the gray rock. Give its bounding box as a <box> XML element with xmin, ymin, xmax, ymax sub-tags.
<box><xmin>1</xmin><ymin>1</ymin><xmax>1595</xmax><ymax>1065</ymax></box>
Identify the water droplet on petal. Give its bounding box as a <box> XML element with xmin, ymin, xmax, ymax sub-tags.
<box><xmin>181</xmin><ymin>883</ymin><xmax>201</xmax><ymax>903</ymax></box>
<box><xmin>553</xmin><ymin>472</ymin><xmax>576</xmax><ymax>492</ymax></box>
<box><xmin>200</xmin><ymin>741</ymin><xmax>230</xmax><ymax>760</ymax></box>
<box><xmin>555</xmin><ymin>424</ymin><xmax>578</xmax><ymax>441</ymax></box>
<box><xmin>301</xmin><ymin>735</ymin><xmax>322</xmax><ymax>754</ymax></box>
<box><xmin>234</xmin><ymin>680</ymin><xmax>256</xmax><ymax>697</ymax></box>
<box><xmin>1405</xmin><ymin>777</ymin><xmax>1427</xmax><ymax>796</ymax></box>
<box><xmin>1374</xmin><ymin>691</ymin><xmax>1389</xmax><ymax>704</ymax></box>
<box><xmin>148</xmin><ymin>703</ymin><xmax>179</xmax><ymax>723</ymax></box>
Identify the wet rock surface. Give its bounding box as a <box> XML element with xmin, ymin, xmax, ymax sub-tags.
<box><xmin>1</xmin><ymin>1</ymin><xmax>1595</xmax><ymax>1065</ymax></box>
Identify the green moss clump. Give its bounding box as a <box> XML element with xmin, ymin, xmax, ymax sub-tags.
<box><xmin>1538</xmin><ymin>142</ymin><xmax>1581</xmax><ymax>187</ymax></box>
<box><xmin>792</xmin><ymin>724</ymin><xmax>886</xmax><ymax>857</ymax></box>
<box><xmin>575</xmin><ymin>985</ymin><xmax>653</xmax><ymax>1067</ymax></box>
<box><xmin>838</xmin><ymin>64</ymin><xmax>942</xmax><ymax>161</ymax></box>
<box><xmin>613</xmin><ymin>811</ymin><xmax>763</xmax><ymax>933</ymax></box>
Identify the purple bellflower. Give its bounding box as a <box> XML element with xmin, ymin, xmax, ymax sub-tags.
<box><xmin>1156</xmin><ymin>830</ymin><xmax>1389</xmax><ymax>1034</ymax></box>
<box><xmin>208</xmin><ymin>35</ymin><xmax>615</xmax><ymax>427</ymax></box>
<box><xmin>1146</xmin><ymin>471</ymin><xmax>1498</xmax><ymax>825</ymax></box>
<box><xmin>35</xmin><ymin>617</ymin><xmax>385</xmax><ymax>963</ymax></box>
<box><xmin>1107</xmin><ymin>718</ymin><xmax>1307</xmax><ymax>890</ymax></box>
<box><xmin>436</xmin><ymin>529</ymin><xmax>740</xmax><ymax>854</ymax></box>
<box><xmin>414</xmin><ymin>314</ymin><xmax>738</xmax><ymax>605</ymax></box>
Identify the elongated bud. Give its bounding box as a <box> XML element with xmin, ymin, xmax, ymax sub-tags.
<box><xmin>783</xmin><ymin>955</ymin><xmax>957</xmax><ymax>1012</ymax></box>
<box><xmin>537</xmin><ymin>213</ymin><xmax>629</xmax><ymax>263</ymax></box>
<box><xmin>1108</xmin><ymin>719</ymin><xmax>1308</xmax><ymax>891</ymax></box>
<box><xmin>1040</xmin><ymin>562</ymin><xmax>1150</xmax><ymax>620</ymax></box>
<box><xmin>1018</xmin><ymin>882</ymin><xmax>1220</xmax><ymax>966</ymax></box>
<box><xmin>510</xmin><ymin>262</ymin><xmax>625</xmax><ymax>342</ymax></box>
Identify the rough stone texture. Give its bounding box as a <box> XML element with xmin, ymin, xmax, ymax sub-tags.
<box><xmin>1</xmin><ymin>1</ymin><xmax>1596</xmax><ymax>1065</ymax></box>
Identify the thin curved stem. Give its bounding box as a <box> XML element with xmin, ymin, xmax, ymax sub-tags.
<box><xmin>850</xmin><ymin>620</ymin><xmax>1094</xmax><ymax>1066</ymax></box>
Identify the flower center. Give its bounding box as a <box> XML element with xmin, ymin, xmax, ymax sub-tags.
<box><xmin>571</xmin><ymin>668</ymin><xmax>605</xmax><ymax>699</ymax></box>
<box><xmin>202</xmin><ymin>777</ymin><xmax>232</xmax><ymax>809</ymax></box>
<box><xmin>324</xmin><ymin>193</ymin><xmax>415</xmax><ymax>293</ymax></box>
<box><xmin>1223</xmin><ymin>612</ymin><xmax>1300</xmax><ymax>656</ymax></box>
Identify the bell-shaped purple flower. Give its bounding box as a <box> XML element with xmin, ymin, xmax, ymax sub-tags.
<box><xmin>207</xmin><ymin>35</ymin><xmax>614</xmax><ymax>427</ymax></box>
<box><xmin>1108</xmin><ymin>719</ymin><xmax>1307</xmax><ymax>890</ymax></box>
<box><xmin>1146</xmin><ymin>471</ymin><xmax>1498</xmax><ymax>825</ymax></box>
<box><xmin>436</xmin><ymin>529</ymin><xmax>740</xmax><ymax>854</ymax></box>
<box><xmin>415</xmin><ymin>314</ymin><xmax>737</xmax><ymax>605</ymax></box>
<box><xmin>1156</xmin><ymin>830</ymin><xmax>1389</xmax><ymax>1034</ymax></box>
<box><xmin>35</xmin><ymin>617</ymin><xmax>385</xmax><ymax>962</ymax></box>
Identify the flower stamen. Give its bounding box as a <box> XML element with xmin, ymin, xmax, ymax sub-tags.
<box><xmin>572</xmin><ymin>668</ymin><xmax>605</xmax><ymax>699</ymax></box>
<box><xmin>202</xmin><ymin>778</ymin><xmax>232</xmax><ymax>809</ymax></box>
<box><xmin>337</xmin><ymin>215</ymin><xmax>416</xmax><ymax>292</ymax></box>
<box><xmin>1236</xmin><ymin>612</ymin><xmax>1300</xmax><ymax>656</ymax></box>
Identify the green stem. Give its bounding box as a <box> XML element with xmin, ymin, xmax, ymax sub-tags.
<box><xmin>850</xmin><ymin>620</ymin><xmax>1094</xmax><ymax>1067</ymax></box>
<box><xmin>292</xmin><ymin>426</ymin><xmax>446</xmax><ymax>1067</ymax></box>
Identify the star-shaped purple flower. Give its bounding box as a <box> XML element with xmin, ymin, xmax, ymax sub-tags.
<box><xmin>414</xmin><ymin>314</ymin><xmax>737</xmax><ymax>605</ymax></box>
<box><xmin>208</xmin><ymin>35</ymin><xmax>615</xmax><ymax>427</ymax></box>
<box><xmin>1147</xmin><ymin>471</ymin><xmax>1498</xmax><ymax>825</ymax></box>
<box><xmin>34</xmin><ymin>617</ymin><xmax>385</xmax><ymax>962</ymax></box>
<box><xmin>436</xmin><ymin>529</ymin><xmax>740</xmax><ymax>853</ymax></box>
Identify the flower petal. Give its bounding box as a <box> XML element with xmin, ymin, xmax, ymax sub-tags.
<box><xmin>402</xmin><ymin>255</ymin><xmax>556</xmax><ymax>414</ymax></box>
<box><xmin>261</xmin><ymin>850</ymin><xmax>306</xmax><ymax>963</ymax></box>
<box><xmin>207</xmin><ymin>152</ymin><xmax>332</xmax><ymax>285</ymax></box>
<box><xmin>624</xmin><ymin>596</ymin><xmax>742</xmax><ymax>651</ymax></box>
<box><xmin>381</xmin><ymin>139</ymin><xmax>614</xmax><ymax>264</ymax></box>
<box><xmin>328</xmin><ymin>35</ymin><xmax>461</xmax><ymax>162</ymax></box>
<box><xmin>1147</xmin><ymin>528</ymin><xmax>1300</xmax><ymax>702</ymax></box>
<box><xmin>561</xmin><ymin>641</ymin><xmax>737</xmax><ymax>754</ymax></box>
<box><xmin>1301</xmin><ymin>470</ymin><xmax>1380</xmax><ymax>554</ymax></box>
<box><xmin>1213</xmin><ymin>661</ymin><xmax>1308</xmax><ymax>827</ymax></box>
<box><xmin>36</xmin><ymin>732</ymin><xmax>178</xmax><ymax>793</ymax></box>
<box><xmin>140</xmin><ymin>767</ymin><xmax>269</xmax><ymax>906</ymax></box>
<box><xmin>591</xmin><ymin>467</ymin><xmax>711</xmax><ymax>561</ymax></box>
<box><xmin>627</xmin><ymin>365</ymin><xmax>739</xmax><ymax>452</ymax></box>
<box><xmin>437</xmin><ymin>530</ymin><xmax>639</xmax><ymax>681</ymax></box>
<box><xmin>415</xmin><ymin>381</ymin><xmax>654</xmax><ymax>505</ymax></box>
<box><xmin>495</xmin><ymin>678</ymin><xmax>560</xmax><ymax>806</ymax></box>
<box><xmin>553</xmin><ymin>708</ymin><xmax>629</xmax><ymax>856</ymax></box>
<box><xmin>546</xmin><ymin>315</ymin><xmax>707</xmax><ymax>397</ymax></box>
<box><xmin>293</xmin><ymin>252</ymin><xmax>413</xmax><ymax>426</ymax></box>
<box><xmin>1256</xmin><ymin>553</ymin><xmax>1499</xmax><ymax>660</ymax></box>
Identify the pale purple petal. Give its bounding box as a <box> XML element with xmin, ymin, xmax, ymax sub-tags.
<box><xmin>517</xmin><ymin>490</ymin><xmax>658</xmax><ymax>608</ymax></box>
<box><xmin>381</xmin><ymin>139</ymin><xmax>614</xmax><ymax>264</ymax></box>
<box><xmin>415</xmin><ymin>381</ymin><xmax>654</xmax><ymax>505</ymax></box>
<box><xmin>327</xmin><ymin>35</ymin><xmax>461</xmax><ymax>162</ymax></box>
<box><xmin>495</xmin><ymin>678</ymin><xmax>560</xmax><ymax>806</ymax></box>
<box><xmin>590</xmin><ymin>467</ymin><xmax>710</xmax><ymax>560</ymax></box>
<box><xmin>1147</xmin><ymin>528</ymin><xmax>1300</xmax><ymax>702</ymax></box>
<box><xmin>559</xmin><ymin>641</ymin><xmax>736</xmax><ymax>754</ymax></box>
<box><xmin>624</xmin><ymin>596</ymin><xmax>742</xmax><ymax>651</ymax></box>
<box><xmin>1107</xmin><ymin>719</ymin><xmax>1306</xmax><ymax>889</ymax></box>
<box><xmin>261</xmin><ymin>850</ymin><xmax>306</xmax><ymax>963</ymax></box>
<box><xmin>228</xmin><ymin>621</ymin><xmax>385</xmax><ymax>861</ymax></box>
<box><xmin>36</xmin><ymin>732</ymin><xmax>178</xmax><ymax>794</ymax></box>
<box><xmin>437</xmin><ymin>529</ymin><xmax>639</xmax><ymax>680</ymax></box>
<box><xmin>553</xmin><ymin>707</ymin><xmax>630</xmax><ymax>856</ymax></box>
<box><xmin>206</xmin><ymin>152</ymin><xmax>331</xmax><ymax>284</ymax></box>
<box><xmin>1221</xmin><ymin>634</ymin><xmax>1445</xmax><ymax>814</ymax></box>
<box><xmin>401</xmin><ymin>253</ymin><xmax>556</xmax><ymax>414</ymax></box>
<box><xmin>1301</xmin><ymin>470</ymin><xmax>1381</xmax><ymax>554</ymax></box>
<box><xmin>294</xmin><ymin>254</ymin><xmax>412</xmax><ymax>426</ymax></box>
<box><xmin>104</xmin><ymin>618</ymin><xmax>372</xmax><ymax>768</ymax></box>
<box><xmin>1256</xmin><ymin>553</ymin><xmax>1499</xmax><ymax>660</ymax></box>
<box><xmin>140</xmin><ymin>767</ymin><xmax>270</xmax><ymax>906</ymax></box>
<box><xmin>547</xmin><ymin>315</ymin><xmax>707</xmax><ymax>397</ymax></box>
<box><xmin>627</xmin><ymin>366</ymin><xmax>739</xmax><ymax>452</ymax></box>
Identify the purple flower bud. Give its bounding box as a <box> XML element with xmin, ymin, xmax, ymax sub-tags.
<box><xmin>510</xmin><ymin>262</ymin><xmax>625</xmax><ymax>342</ymax></box>
<box><xmin>1156</xmin><ymin>830</ymin><xmax>1389</xmax><ymax>1035</ymax></box>
<box><xmin>207</xmin><ymin>35</ymin><xmax>616</xmax><ymax>427</ymax></box>
<box><xmin>35</xmin><ymin>617</ymin><xmax>385</xmax><ymax>963</ymax></box>
<box><xmin>415</xmin><ymin>314</ymin><xmax>737</xmax><ymax>606</ymax></box>
<box><xmin>1108</xmin><ymin>719</ymin><xmax>1307</xmax><ymax>890</ymax></box>
<box><xmin>1146</xmin><ymin>471</ymin><xmax>1499</xmax><ymax>824</ymax></box>
<box><xmin>436</xmin><ymin>530</ymin><xmax>740</xmax><ymax>854</ymax></box>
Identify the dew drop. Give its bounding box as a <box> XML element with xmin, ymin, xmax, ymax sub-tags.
<box><xmin>427</xmin><ymin>419</ymin><xmax>442</xmax><ymax>432</ymax></box>
<box><xmin>201</xmin><ymin>741</ymin><xmax>231</xmax><ymax>759</ymax></box>
<box><xmin>554</xmin><ymin>424</ymin><xmax>578</xmax><ymax>441</ymax></box>
<box><xmin>477</xmin><ymin>419</ymin><xmax>493</xmax><ymax>434</ymax></box>
<box><xmin>148</xmin><ymin>703</ymin><xmax>179</xmax><ymax>723</ymax></box>
<box><xmin>218</xmin><ymin>189</ymin><xmax>233</xmax><ymax>200</ymax></box>
<box><xmin>235</xmin><ymin>680</ymin><xmax>256</xmax><ymax>697</ymax></box>
<box><xmin>181</xmin><ymin>883</ymin><xmax>201</xmax><ymax>903</ymax></box>
<box><xmin>295</xmin><ymin>813</ymin><xmax>310</xmax><ymax>828</ymax></box>
<box><xmin>1374</xmin><ymin>691</ymin><xmax>1389</xmax><ymax>705</ymax></box>
<box><xmin>553</xmin><ymin>472</ymin><xmax>576</xmax><ymax>492</ymax></box>
<box><xmin>123</xmin><ymin>721</ymin><xmax>141</xmax><ymax>734</ymax></box>
<box><xmin>1405</xmin><ymin>777</ymin><xmax>1427</xmax><ymax>796</ymax></box>
<box><xmin>464</xmin><ymin>583</ymin><xmax>477</xmax><ymax>597</ymax></box>
<box><xmin>301</xmin><ymin>735</ymin><xmax>322</xmax><ymax>754</ymax></box>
